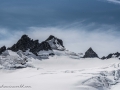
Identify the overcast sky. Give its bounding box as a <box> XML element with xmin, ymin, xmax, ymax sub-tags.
<box><xmin>0</xmin><ymin>0</ymin><xmax>120</xmax><ymax>57</ymax></box>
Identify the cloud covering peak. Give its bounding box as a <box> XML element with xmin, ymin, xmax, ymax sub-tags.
<box><xmin>0</xmin><ymin>0</ymin><xmax>120</xmax><ymax>57</ymax></box>
<box><xmin>0</xmin><ymin>23</ymin><xmax>120</xmax><ymax>57</ymax></box>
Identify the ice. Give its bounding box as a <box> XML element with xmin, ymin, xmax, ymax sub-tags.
<box><xmin>1</xmin><ymin>50</ymin><xmax>120</xmax><ymax>90</ymax></box>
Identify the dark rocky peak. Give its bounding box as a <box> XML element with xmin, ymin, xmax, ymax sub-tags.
<box><xmin>87</xmin><ymin>47</ymin><xmax>93</xmax><ymax>52</ymax></box>
<box><xmin>9</xmin><ymin>34</ymin><xmax>39</xmax><ymax>52</ymax></box>
<box><xmin>20</xmin><ymin>34</ymin><xmax>32</xmax><ymax>42</ymax></box>
<box><xmin>21</xmin><ymin>34</ymin><xmax>29</xmax><ymax>39</ymax></box>
<box><xmin>46</xmin><ymin>35</ymin><xmax>55</xmax><ymax>41</ymax></box>
<box><xmin>114</xmin><ymin>52</ymin><xmax>120</xmax><ymax>57</ymax></box>
<box><xmin>83</xmin><ymin>47</ymin><xmax>99</xmax><ymax>58</ymax></box>
<box><xmin>85</xmin><ymin>47</ymin><xmax>94</xmax><ymax>54</ymax></box>
<box><xmin>101</xmin><ymin>52</ymin><xmax>120</xmax><ymax>60</ymax></box>
<box><xmin>0</xmin><ymin>46</ymin><xmax>6</xmax><ymax>54</ymax></box>
<box><xmin>8</xmin><ymin>34</ymin><xmax>53</xmax><ymax>56</ymax></box>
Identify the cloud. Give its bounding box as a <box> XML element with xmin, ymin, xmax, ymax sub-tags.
<box><xmin>0</xmin><ymin>23</ymin><xmax>120</xmax><ymax>57</ymax></box>
<box><xmin>26</xmin><ymin>25</ymin><xmax>120</xmax><ymax>57</ymax></box>
<box><xmin>1</xmin><ymin>0</ymin><xmax>120</xmax><ymax>29</ymax></box>
<box><xmin>107</xmin><ymin>0</ymin><xmax>120</xmax><ymax>4</ymax></box>
<box><xmin>0</xmin><ymin>0</ymin><xmax>120</xmax><ymax>58</ymax></box>
<box><xmin>0</xmin><ymin>28</ymin><xmax>24</xmax><ymax>47</ymax></box>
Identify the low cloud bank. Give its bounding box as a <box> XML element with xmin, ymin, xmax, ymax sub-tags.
<box><xmin>0</xmin><ymin>23</ymin><xmax>120</xmax><ymax>57</ymax></box>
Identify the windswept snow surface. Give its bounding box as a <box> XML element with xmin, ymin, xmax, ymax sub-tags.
<box><xmin>0</xmin><ymin>55</ymin><xmax>120</xmax><ymax>90</ymax></box>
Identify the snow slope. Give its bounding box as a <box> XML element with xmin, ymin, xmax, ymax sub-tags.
<box><xmin>0</xmin><ymin>50</ymin><xmax>34</xmax><ymax>69</ymax></box>
<box><xmin>47</xmin><ymin>37</ymin><xmax>65</xmax><ymax>50</ymax></box>
<box><xmin>1</xmin><ymin>55</ymin><xmax>120</xmax><ymax>90</ymax></box>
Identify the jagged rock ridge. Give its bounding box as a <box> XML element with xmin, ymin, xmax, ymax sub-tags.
<box><xmin>101</xmin><ymin>52</ymin><xmax>120</xmax><ymax>60</ymax></box>
<box><xmin>8</xmin><ymin>35</ymin><xmax>52</xmax><ymax>55</ymax></box>
<box><xmin>83</xmin><ymin>47</ymin><xmax>99</xmax><ymax>58</ymax></box>
<box><xmin>9</xmin><ymin>35</ymin><xmax>37</xmax><ymax>52</ymax></box>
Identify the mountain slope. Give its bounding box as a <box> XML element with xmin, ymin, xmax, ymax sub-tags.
<box><xmin>46</xmin><ymin>35</ymin><xmax>65</xmax><ymax>50</ymax></box>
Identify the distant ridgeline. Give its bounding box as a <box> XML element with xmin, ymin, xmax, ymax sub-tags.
<box><xmin>0</xmin><ymin>34</ymin><xmax>120</xmax><ymax>60</ymax></box>
<box><xmin>0</xmin><ymin>35</ymin><xmax>65</xmax><ymax>56</ymax></box>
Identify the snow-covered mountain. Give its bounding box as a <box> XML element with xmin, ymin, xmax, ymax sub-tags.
<box><xmin>1</xmin><ymin>35</ymin><xmax>120</xmax><ymax>90</ymax></box>
<box><xmin>8</xmin><ymin>34</ymin><xmax>67</xmax><ymax>55</ymax></box>
<box><xmin>0</xmin><ymin>34</ymin><xmax>120</xmax><ymax>68</ymax></box>
<box><xmin>0</xmin><ymin>34</ymin><xmax>81</xmax><ymax>69</ymax></box>
<box><xmin>6</xmin><ymin>34</ymin><xmax>80</xmax><ymax>59</ymax></box>
<box><xmin>0</xmin><ymin>34</ymin><xmax>120</xmax><ymax>70</ymax></box>
<box><xmin>45</xmin><ymin>35</ymin><xmax>65</xmax><ymax>50</ymax></box>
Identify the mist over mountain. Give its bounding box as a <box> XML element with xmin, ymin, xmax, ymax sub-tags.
<box><xmin>0</xmin><ymin>34</ymin><xmax>120</xmax><ymax>90</ymax></box>
<box><xmin>0</xmin><ymin>34</ymin><xmax>119</xmax><ymax>60</ymax></box>
<box><xmin>0</xmin><ymin>0</ymin><xmax>120</xmax><ymax>57</ymax></box>
<box><xmin>1</xmin><ymin>1</ymin><xmax>120</xmax><ymax>90</ymax></box>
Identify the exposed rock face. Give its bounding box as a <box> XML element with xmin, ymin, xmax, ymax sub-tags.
<box><xmin>0</xmin><ymin>46</ymin><xmax>6</xmax><ymax>54</ymax></box>
<box><xmin>9</xmin><ymin>35</ymin><xmax>37</xmax><ymax>52</ymax></box>
<box><xmin>114</xmin><ymin>52</ymin><xmax>120</xmax><ymax>57</ymax></box>
<box><xmin>45</xmin><ymin>35</ymin><xmax>65</xmax><ymax>50</ymax></box>
<box><xmin>30</xmin><ymin>41</ymin><xmax>52</xmax><ymax>55</ymax></box>
<box><xmin>101</xmin><ymin>52</ymin><xmax>120</xmax><ymax>60</ymax></box>
<box><xmin>9</xmin><ymin>34</ymin><xmax>53</xmax><ymax>55</ymax></box>
<box><xmin>83</xmin><ymin>47</ymin><xmax>99</xmax><ymax>58</ymax></box>
<box><xmin>101</xmin><ymin>56</ymin><xmax>106</xmax><ymax>60</ymax></box>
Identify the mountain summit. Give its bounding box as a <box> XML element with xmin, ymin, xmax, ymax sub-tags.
<box><xmin>9</xmin><ymin>34</ymin><xmax>39</xmax><ymax>52</ymax></box>
<box><xmin>8</xmin><ymin>34</ymin><xmax>65</xmax><ymax>55</ymax></box>
<box><xmin>8</xmin><ymin>35</ymin><xmax>53</xmax><ymax>55</ymax></box>
<box><xmin>83</xmin><ymin>47</ymin><xmax>99</xmax><ymax>58</ymax></box>
<box><xmin>45</xmin><ymin>35</ymin><xmax>65</xmax><ymax>50</ymax></box>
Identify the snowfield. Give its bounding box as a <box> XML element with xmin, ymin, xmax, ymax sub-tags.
<box><xmin>1</xmin><ymin>54</ymin><xmax>120</xmax><ymax>90</ymax></box>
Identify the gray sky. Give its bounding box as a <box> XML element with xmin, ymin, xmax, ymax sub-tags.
<box><xmin>0</xmin><ymin>0</ymin><xmax>120</xmax><ymax>57</ymax></box>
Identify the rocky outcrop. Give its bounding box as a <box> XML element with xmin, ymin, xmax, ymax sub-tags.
<box><xmin>30</xmin><ymin>41</ymin><xmax>52</xmax><ymax>55</ymax></box>
<box><xmin>83</xmin><ymin>47</ymin><xmax>99</xmax><ymax>58</ymax></box>
<box><xmin>8</xmin><ymin>34</ymin><xmax>53</xmax><ymax>55</ymax></box>
<box><xmin>45</xmin><ymin>35</ymin><xmax>65</xmax><ymax>50</ymax></box>
<box><xmin>0</xmin><ymin>46</ymin><xmax>6</xmax><ymax>54</ymax></box>
<box><xmin>101</xmin><ymin>52</ymin><xmax>120</xmax><ymax>60</ymax></box>
<box><xmin>9</xmin><ymin>35</ymin><xmax>38</xmax><ymax>52</ymax></box>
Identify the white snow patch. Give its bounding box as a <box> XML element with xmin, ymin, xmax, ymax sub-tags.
<box><xmin>1</xmin><ymin>56</ymin><xmax>120</xmax><ymax>90</ymax></box>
